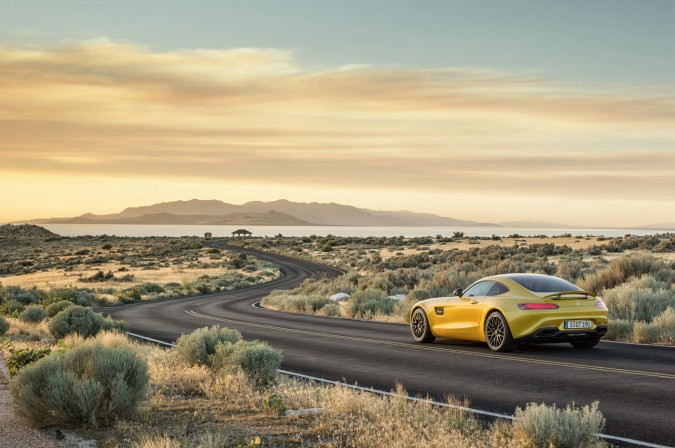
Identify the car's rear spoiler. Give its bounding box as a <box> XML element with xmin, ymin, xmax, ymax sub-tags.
<box><xmin>543</xmin><ymin>291</ymin><xmax>597</xmax><ymax>300</ymax></box>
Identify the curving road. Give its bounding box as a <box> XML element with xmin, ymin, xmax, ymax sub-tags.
<box><xmin>101</xmin><ymin>243</ymin><xmax>675</xmax><ymax>447</ymax></box>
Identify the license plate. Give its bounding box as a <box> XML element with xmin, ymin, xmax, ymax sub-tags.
<box><xmin>565</xmin><ymin>320</ymin><xmax>593</xmax><ymax>329</ymax></box>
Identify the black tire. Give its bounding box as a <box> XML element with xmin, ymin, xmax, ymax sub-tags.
<box><xmin>410</xmin><ymin>308</ymin><xmax>435</xmax><ymax>343</ymax></box>
<box><xmin>570</xmin><ymin>337</ymin><xmax>601</xmax><ymax>349</ymax></box>
<box><xmin>485</xmin><ymin>311</ymin><xmax>517</xmax><ymax>352</ymax></box>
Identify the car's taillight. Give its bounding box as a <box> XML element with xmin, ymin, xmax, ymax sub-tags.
<box><xmin>518</xmin><ymin>303</ymin><xmax>559</xmax><ymax>310</ymax></box>
<box><xmin>595</xmin><ymin>299</ymin><xmax>607</xmax><ymax>309</ymax></box>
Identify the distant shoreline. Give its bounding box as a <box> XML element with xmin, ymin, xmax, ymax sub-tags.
<box><xmin>25</xmin><ymin>223</ymin><xmax>672</xmax><ymax>239</ymax></box>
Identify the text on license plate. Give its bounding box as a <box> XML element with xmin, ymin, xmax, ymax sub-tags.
<box><xmin>565</xmin><ymin>320</ymin><xmax>593</xmax><ymax>329</ymax></box>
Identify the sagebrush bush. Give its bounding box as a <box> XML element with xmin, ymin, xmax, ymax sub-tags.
<box><xmin>602</xmin><ymin>277</ymin><xmax>674</xmax><ymax>323</ymax></box>
<box><xmin>11</xmin><ymin>340</ymin><xmax>149</xmax><ymax>428</ymax></box>
<box><xmin>321</xmin><ymin>302</ymin><xmax>343</xmax><ymax>317</ymax></box>
<box><xmin>45</xmin><ymin>300</ymin><xmax>74</xmax><ymax>317</ymax></box>
<box><xmin>262</xmin><ymin>294</ymin><xmax>329</xmax><ymax>313</ymax></box>
<box><xmin>235</xmin><ymin>341</ymin><xmax>282</xmax><ymax>388</ymax></box>
<box><xmin>579</xmin><ymin>254</ymin><xmax>672</xmax><ymax>293</ymax></box>
<box><xmin>19</xmin><ymin>305</ymin><xmax>47</xmax><ymax>323</ymax></box>
<box><xmin>49</xmin><ymin>305</ymin><xmax>126</xmax><ymax>339</ymax></box>
<box><xmin>606</xmin><ymin>319</ymin><xmax>632</xmax><ymax>341</ymax></box>
<box><xmin>177</xmin><ymin>325</ymin><xmax>242</xmax><ymax>367</ymax></box>
<box><xmin>633</xmin><ymin>307</ymin><xmax>675</xmax><ymax>344</ymax></box>
<box><xmin>348</xmin><ymin>288</ymin><xmax>397</xmax><ymax>318</ymax></box>
<box><xmin>0</xmin><ymin>315</ymin><xmax>10</xmax><ymax>336</ymax></box>
<box><xmin>513</xmin><ymin>401</ymin><xmax>605</xmax><ymax>448</ymax></box>
<box><xmin>5</xmin><ymin>299</ymin><xmax>25</xmax><ymax>315</ymax></box>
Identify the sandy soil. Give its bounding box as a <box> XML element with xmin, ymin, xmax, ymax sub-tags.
<box><xmin>0</xmin><ymin>257</ymin><xmax>246</xmax><ymax>291</ymax></box>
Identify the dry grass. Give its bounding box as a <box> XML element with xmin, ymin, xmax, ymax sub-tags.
<box><xmin>377</xmin><ymin>237</ymin><xmax>609</xmax><ymax>261</ymax></box>
<box><xmin>2</xmin><ymin>316</ymin><xmax>51</xmax><ymax>342</ymax></box>
<box><xmin>1</xmin><ymin>324</ymin><xmax>609</xmax><ymax>447</ymax></box>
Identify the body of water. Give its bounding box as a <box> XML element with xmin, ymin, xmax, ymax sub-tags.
<box><xmin>38</xmin><ymin>224</ymin><xmax>668</xmax><ymax>238</ymax></box>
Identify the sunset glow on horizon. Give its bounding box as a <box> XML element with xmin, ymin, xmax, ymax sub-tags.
<box><xmin>1</xmin><ymin>1</ymin><xmax>674</xmax><ymax>227</ymax></box>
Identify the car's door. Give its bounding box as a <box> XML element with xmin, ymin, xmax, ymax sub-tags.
<box><xmin>443</xmin><ymin>281</ymin><xmax>495</xmax><ymax>339</ymax></box>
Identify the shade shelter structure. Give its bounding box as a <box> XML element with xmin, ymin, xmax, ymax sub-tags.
<box><xmin>231</xmin><ymin>229</ymin><xmax>252</xmax><ymax>237</ymax></box>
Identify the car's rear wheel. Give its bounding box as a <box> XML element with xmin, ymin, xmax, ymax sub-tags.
<box><xmin>485</xmin><ymin>311</ymin><xmax>517</xmax><ymax>352</ymax></box>
<box><xmin>411</xmin><ymin>308</ymin><xmax>435</xmax><ymax>343</ymax></box>
<box><xmin>570</xmin><ymin>337</ymin><xmax>600</xmax><ymax>349</ymax></box>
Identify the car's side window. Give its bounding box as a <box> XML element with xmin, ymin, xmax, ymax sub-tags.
<box><xmin>463</xmin><ymin>281</ymin><xmax>495</xmax><ymax>297</ymax></box>
<box><xmin>487</xmin><ymin>282</ymin><xmax>509</xmax><ymax>296</ymax></box>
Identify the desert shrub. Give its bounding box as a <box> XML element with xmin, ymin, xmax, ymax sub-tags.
<box><xmin>103</xmin><ymin>316</ymin><xmax>130</xmax><ymax>334</ymax></box>
<box><xmin>4</xmin><ymin>299</ymin><xmax>25</xmax><ymax>315</ymax></box>
<box><xmin>10</xmin><ymin>340</ymin><xmax>149</xmax><ymax>428</ymax></box>
<box><xmin>19</xmin><ymin>305</ymin><xmax>47</xmax><ymax>323</ymax></box>
<box><xmin>117</xmin><ymin>287</ymin><xmax>142</xmax><ymax>304</ymax></box>
<box><xmin>606</xmin><ymin>319</ymin><xmax>632</xmax><ymax>341</ymax></box>
<box><xmin>49</xmin><ymin>305</ymin><xmax>126</xmax><ymax>339</ymax></box>
<box><xmin>73</xmin><ymin>290</ymin><xmax>97</xmax><ymax>307</ymax></box>
<box><xmin>231</xmin><ymin>340</ymin><xmax>283</xmax><ymax>388</ymax></box>
<box><xmin>45</xmin><ymin>300</ymin><xmax>74</xmax><ymax>317</ymax></box>
<box><xmin>601</xmin><ymin>276</ymin><xmax>674</xmax><ymax>323</ymax></box>
<box><xmin>513</xmin><ymin>401</ymin><xmax>605</xmax><ymax>448</ymax></box>
<box><xmin>321</xmin><ymin>302</ymin><xmax>343</xmax><ymax>317</ymax></box>
<box><xmin>176</xmin><ymin>325</ymin><xmax>242</xmax><ymax>367</ymax></box>
<box><xmin>633</xmin><ymin>307</ymin><xmax>675</xmax><ymax>344</ymax></box>
<box><xmin>348</xmin><ymin>288</ymin><xmax>396</xmax><ymax>318</ymax></box>
<box><xmin>579</xmin><ymin>254</ymin><xmax>672</xmax><ymax>293</ymax></box>
<box><xmin>211</xmin><ymin>340</ymin><xmax>282</xmax><ymax>388</ymax></box>
<box><xmin>5</xmin><ymin>345</ymin><xmax>51</xmax><ymax>378</ymax></box>
<box><xmin>0</xmin><ymin>315</ymin><xmax>11</xmax><ymax>336</ymax></box>
<box><xmin>303</xmin><ymin>295</ymin><xmax>330</xmax><ymax>312</ymax></box>
<box><xmin>261</xmin><ymin>294</ymin><xmax>330</xmax><ymax>313</ymax></box>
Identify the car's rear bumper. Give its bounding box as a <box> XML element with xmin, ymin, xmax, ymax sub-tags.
<box><xmin>516</xmin><ymin>324</ymin><xmax>608</xmax><ymax>343</ymax></box>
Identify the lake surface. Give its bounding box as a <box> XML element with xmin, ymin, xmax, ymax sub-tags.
<box><xmin>39</xmin><ymin>224</ymin><xmax>667</xmax><ymax>238</ymax></box>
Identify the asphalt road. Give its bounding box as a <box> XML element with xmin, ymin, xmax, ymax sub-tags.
<box><xmin>101</xmin><ymin>243</ymin><xmax>675</xmax><ymax>446</ymax></box>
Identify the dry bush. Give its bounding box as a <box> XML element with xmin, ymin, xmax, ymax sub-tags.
<box><xmin>11</xmin><ymin>339</ymin><xmax>149</xmax><ymax>428</ymax></box>
<box><xmin>278</xmin><ymin>381</ymin><xmax>491</xmax><ymax>448</ymax></box>
<box><xmin>601</xmin><ymin>276</ymin><xmax>674</xmax><ymax>323</ymax></box>
<box><xmin>0</xmin><ymin>315</ymin><xmax>9</xmax><ymax>336</ymax></box>
<box><xmin>19</xmin><ymin>305</ymin><xmax>47</xmax><ymax>323</ymax></box>
<box><xmin>579</xmin><ymin>254</ymin><xmax>672</xmax><ymax>293</ymax></box>
<box><xmin>176</xmin><ymin>325</ymin><xmax>241</xmax><ymax>367</ymax></box>
<box><xmin>4</xmin><ymin>316</ymin><xmax>50</xmax><ymax>341</ymax></box>
<box><xmin>262</xmin><ymin>293</ymin><xmax>330</xmax><ymax>313</ymax></box>
<box><xmin>45</xmin><ymin>300</ymin><xmax>74</xmax><ymax>317</ymax></box>
<box><xmin>49</xmin><ymin>305</ymin><xmax>128</xmax><ymax>339</ymax></box>
<box><xmin>605</xmin><ymin>319</ymin><xmax>633</xmax><ymax>341</ymax></box>
<box><xmin>211</xmin><ymin>340</ymin><xmax>283</xmax><ymax>388</ymax></box>
<box><xmin>633</xmin><ymin>307</ymin><xmax>675</xmax><ymax>344</ymax></box>
<box><xmin>146</xmin><ymin>347</ymin><xmax>212</xmax><ymax>398</ymax></box>
<box><xmin>132</xmin><ymin>434</ymin><xmax>181</xmax><ymax>448</ymax></box>
<box><xmin>513</xmin><ymin>401</ymin><xmax>606</xmax><ymax>448</ymax></box>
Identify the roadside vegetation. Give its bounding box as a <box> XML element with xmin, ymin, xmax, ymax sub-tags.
<box><xmin>0</xmin><ymin>232</ymin><xmax>279</xmax><ymax>306</ymax></box>
<box><xmin>256</xmin><ymin>233</ymin><xmax>675</xmax><ymax>345</ymax></box>
<box><xmin>1</xmin><ymin>319</ymin><xmax>608</xmax><ymax>447</ymax></box>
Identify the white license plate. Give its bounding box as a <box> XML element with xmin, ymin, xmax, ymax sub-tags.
<box><xmin>565</xmin><ymin>320</ymin><xmax>593</xmax><ymax>329</ymax></box>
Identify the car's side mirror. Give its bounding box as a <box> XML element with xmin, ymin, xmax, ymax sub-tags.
<box><xmin>453</xmin><ymin>288</ymin><xmax>463</xmax><ymax>297</ymax></box>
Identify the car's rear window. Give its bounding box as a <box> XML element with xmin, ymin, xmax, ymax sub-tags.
<box><xmin>510</xmin><ymin>276</ymin><xmax>580</xmax><ymax>293</ymax></box>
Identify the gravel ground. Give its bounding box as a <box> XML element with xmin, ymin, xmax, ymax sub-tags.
<box><xmin>0</xmin><ymin>355</ymin><xmax>95</xmax><ymax>448</ymax></box>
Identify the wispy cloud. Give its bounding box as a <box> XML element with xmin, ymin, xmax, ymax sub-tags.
<box><xmin>1</xmin><ymin>39</ymin><xmax>673</xmax><ymax>224</ymax></box>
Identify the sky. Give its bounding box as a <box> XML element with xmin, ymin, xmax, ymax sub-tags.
<box><xmin>1</xmin><ymin>1</ymin><xmax>674</xmax><ymax>227</ymax></box>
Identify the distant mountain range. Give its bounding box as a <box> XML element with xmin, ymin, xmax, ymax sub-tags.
<box><xmin>23</xmin><ymin>199</ymin><xmax>498</xmax><ymax>227</ymax></box>
<box><xmin>16</xmin><ymin>199</ymin><xmax>675</xmax><ymax>229</ymax></box>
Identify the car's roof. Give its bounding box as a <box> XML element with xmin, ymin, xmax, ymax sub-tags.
<box><xmin>483</xmin><ymin>273</ymin><xmax>555</xmax><ymax>280</ymax></box>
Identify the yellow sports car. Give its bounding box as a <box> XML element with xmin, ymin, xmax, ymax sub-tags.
<box><xmin>410</xmin><ymin>273</ymin><xmax>608</xmax><ymax>351</ymax></box>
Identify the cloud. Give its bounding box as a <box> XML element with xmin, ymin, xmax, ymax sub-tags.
<box><xmin>0</xmin><ymin>39</ymin><xmax>674</xmax><ymax>218</ymax></box>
